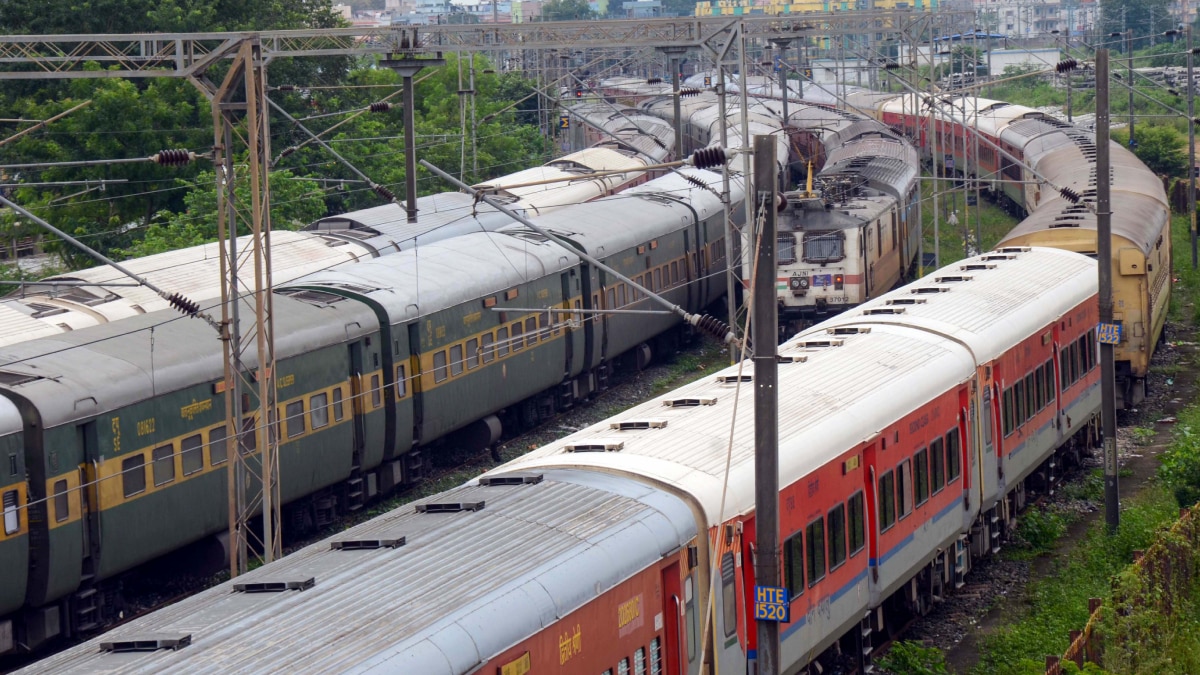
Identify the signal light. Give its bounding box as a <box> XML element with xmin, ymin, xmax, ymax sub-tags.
<box><xmin>833</xmin><ymin>274</ymin><xmax>844</xmax><ymax>290</ymax></box>
<box><xmin>574</xmin><ymin>88</ymin><xmax>583</xmax><ymax>98</ymax></box>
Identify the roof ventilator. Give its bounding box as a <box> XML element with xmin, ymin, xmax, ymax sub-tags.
<box><xmin>828</xmin><ymin>327</ymin><xmax>870</xmax><ymax>335</ymax></box>
<box><xmin>415</xmin><ymin>501</ymin><xmax>485</xmax><ymax>513</ymax></box>
<box><xmin>996</xmin><ymin>247</ymin><xmax>1031</xmax><ymax>254</ymax></box>
<box><xmin>717</xmin><ymin>374</ymin><xmax>752</xmax><ymax>384</ymax></box>
<box><xmin>479</xmin><ymin>473</ymin><xmax>544</xmax><ymax>486</ymax></box>
<box><xmin>777</xmin><ymin>354</ymin><xmax>809</xmax><ymax>363</ymax></box>
<box><xmin>233</xmin><ymin>577</ymin><xmax>315</xmax><ymax>593</ymax></box>
<box><xmin>331</xmin><ymin>538</ymin><xmax>405</xmax><ymax>551</ymax></box>
<box><xmin>611</xmin><ymin>419</ymin><xmax>668</xmax><ymax>430</ymax></box>
<box><xmin>959</xmin><ymin>264</ymin><xmax>997</xmax><ymax>271</ymax></box>
<box><xmin>100</xmin><ymin>634</ymin><xmax>192</xmax><ymax>653</ymax></box>
<box><xmin>564</xmin><ymin>440</ymin><xmax>625</xmax><ymax>452</ymax></box>
<box><xmin>663</xmin><ymin>397</ymin><xmax>718</xmax><ymax>407</ymax></box>
<box><xmin>934</xmin><ymin>275</ymin><xmax>973</xmax><ymax>283</ymax></box>
<box><xmin>864</xmin><ymin>307</ymin><xmax>906</xmax><ymax>315</ymax></box>
<box><xmin>886</xmin><ymin>298</ymin><xmax>927</xmax><ymax>305</ymax></box>
<box><xmin>798</xmin><ymin>339</ymin><xmax>845</xmax><ymax>348</ymax></box>
<box><xmin>911</xmin><ymin>287</ymin><xmax>949</xmax><ymax>295</ymax></box>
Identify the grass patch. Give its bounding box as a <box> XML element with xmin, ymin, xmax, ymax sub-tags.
<box><xmin>878</xmin><ymin>640</ymin><xmax>949</xmax><ymax>675</ymax></box>
<box><xmin>1006</xmin><ymin>507</ymin><xmax>1072</xmax><ymax>561</ymax></box>
<box><xmin>1060</xmin><ymin>469</ymin><xmax>1105</xmax><ymax>502</ymax></box>
<box><xmin>970</xmin><ymin>486</ymin><xmax>1180</xmax><ymax>675</ymax></box>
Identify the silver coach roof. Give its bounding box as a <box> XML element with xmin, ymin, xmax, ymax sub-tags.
<box><xmin>491</xmin><ymin>248</ymin><xmax>1097</xmax><ymax>527</ymax></box>
<box><xmin>24</xmin><ymin>469</ymin><xmax>696</xmax><ymax>674</ymax></box>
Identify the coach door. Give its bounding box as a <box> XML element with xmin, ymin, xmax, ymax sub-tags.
<box><xmin>662</xmin><ymin>560</ymin><xmax>683</xmax><ymax>675</ymax></box>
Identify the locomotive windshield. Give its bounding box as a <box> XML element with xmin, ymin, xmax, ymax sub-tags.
<box><xmin>802</xmin><ymin>231</ymin><xmax>846</xmax><ymax>263</ymax></box>
<box><xmin>777</xmin><ymin>233</ymin><xmax>797</xmax><ymax>265</ymax></box>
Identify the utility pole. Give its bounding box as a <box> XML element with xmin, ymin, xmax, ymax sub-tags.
<box><xmin>1126</xmin><ymin>29</ymin><xmax>1135</xmax><ymax>148</ymax></box>
<box><xmin>1189</xmin><ymin>26</ymin><xmax>1197</xmax><ymax>268</ymax></box>
<box><xmin>659</xmin><ymin>46</ymin><xmax>689</xmax><ymax>161</ymax></box>
<box><xmin>772</xmin><ymin>38</ymin><xmax>793</xmax><ymax>127</ymax></box>
<box><xmin>752</xmin><ymin>134</ymin><xmax>781</xmax><ymax>675</ymax></box>
<box><xmin>1096</xmin><ymin>49</ymin><xmax>1120</xmax><ymax>533</ymax></box>
<box><xmin>382</xmin><ymin>29</ymin><xmax>446</xmax><ymax>223</ymax></box>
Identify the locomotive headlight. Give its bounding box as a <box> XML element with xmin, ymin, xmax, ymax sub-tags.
<box><xmin>790</xmin><ymin>275</ymin><xmax>809</xmax><ymax>290</ymax></box>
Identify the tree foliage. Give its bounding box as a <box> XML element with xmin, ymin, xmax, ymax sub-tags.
<box><xmin>540</xmin><ymin>0</ymin><xmax>595</xmax><ymax>21</ymax></box>
<box><xmin>1114</xmin><ymin>125</ymin><xmax>1189</xmax><ymax>176</ymax></box>
<box><xmin>1099</xmin><ymin>0</ymin><xmax>1175</xmax><ymax>42</ymax></box>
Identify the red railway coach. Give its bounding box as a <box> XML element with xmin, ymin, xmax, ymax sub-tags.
<box><xmin>24</xmin><ymin>249</ymin><xmax>1101</xmax><ymax>675</ymax></box>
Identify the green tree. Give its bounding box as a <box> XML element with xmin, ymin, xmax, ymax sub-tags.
<box><xmin>540</xmin><ymin>0</ymin><xmax>595</xmax><ymax>21</ymax></box>
<box><xmin>1099</xmin><ymin>0</ymin><xmax>1174</xmax><ymax>42</ymax></box>
<box><xmin>118</xmin><ymin>168</ymin><xmax>326</xmax><ymax>258</ymax></box>
<box><xmin>1116</xmin><ymin>125</ymin><xmax>1188</xmax><ymax>176</ymax></box>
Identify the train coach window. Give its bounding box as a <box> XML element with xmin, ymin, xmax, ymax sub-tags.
<box><xmin>721</xmin><ymin>553</ymin><xmax>738</xmax><ymax>637</ymax></box>
<box><xmin>618</xmin><ymin>660</ymin><xmax>630</xmax><ymax>675</ymax></box>
<box><xmin>1042</xmin><ymin>362</ymin><xmax>1055</xmax><ymax>405</ymax></box>
<box><xmin>539</xmin><ymin>313</ymin><xmax>551</xmax><ymax>341</ymax></box>
<box><xmin>433</xmin><ymin>351</ymin><xmax>448</xmax><ymax>384</ymax></box>
<box><xmin>1025</xmin><ymin>374</ymin><xmax>1036</xmax><ymax>418</ymax></box>
<box><xmin>828</xmin><ymin>504</ymin><xmax>847</xmax><ymax>570</ymax></box>
<box><xmin>898</xmin><ymin>460</ymin><xmax>913</xmax><ymax>518</ymax></box>
<box><xmin>209</xmin><ymin>425</ymin><xmax>227</xmax><ymax>466</ymax></box>
<box><xmin>879</xmin><ymin>471</ymin><xmax>896</xmax><ymax>531</ymax></box>
<box><xmin>1035</xmin><ymin>368</ymin><xmax>1045</xmax><ymax>411</ymax></box>
<box><xmin>947</xmin><ymin>431</ymin><xmax>961</xmax><ymax>482</ymax></box>
<box><xmin>784</xmin><ymin>530</ymin><xmax>805</xmax><ymax>597</ymax></box>
<box><xmin>182</xmin><ymin>434</ymin><xmax>204</xmax><ymax>476</ymax></box>
<box><xmin>650</xmin><ymin>637</ymin><xmax>662</xmax><ymax>674</ymax></box>
<box><xmin>450</xmin><ymin>344</ymin><xmax>465</xmax><ymax>376</ymax></box>
<box><xmin>497</xmin><ymin>327</ymin><xmax>510</xmax><ymax>357</ymax></box>
<box><xmin>370</xmin><ymin>374</ymin><xmax>382</xmax><ymax>408</ymax></box>
<box><xmin>525</xmin><ymin>317</ymin><xmax>537</xmax><ymax>346</ymax></box>
<box><xmin>3</xmin><ymin>490</ymin><xmax>17</xmax><ymax>534</ymax></box>
<box><xmin>286</xmin><ymin>401</ymin><xmax>305</xmax><ymax>439</ymax></box>
<box><xmin>7</xmin><ymin>454</ymin><xmax>14</xmax><ymax>476</ymax></box>
<box><xmin>310</xmin><ymin>394</ymin><xmax>329</xmax><ymax>430</ymax></box>
<box><xmin>482</xmin><ymin>333</ymin><xmax>496</xmax><ymax>363</ymax></box>
<box><xmin>1002</xmin><ymin>388</ymin><xmax>1014</xmax><ymax>436</ymax></box>
<box><xmin>806</xmin><ymin>517</ymin><xmax>826</xmax><ymax>587</ymax></box>
<box><xmin>332</xmin><ymin>388</ymin><xmax>345</xmax><ymax>422</ymax></box>
<box><xmin>54</xmin><ymin>480</ymin><xmax>68</xmax><ymax>523</ymax></box>
<box><xmin>395</xmin><ymin>366</ymin><xmax>408</xmax><ymax>399</ymax></box>
<box><xmin>776</xmin><ymin>233</ymin><xmax>797</xmax><ymax>265</ymax></box>
<box><xmin>465</xmin><ymin>339</ymin><xmax>479</xmax><ymax>370</ymax></box>
<box><xmin>635</xmin><ymin>647</ymin><xmax>647</xmax><ymax>675</ymax></box>
<box><xmin>512</xmin><ymin>322</ymin><xmax>524</xmax><ymax>351</ymax></box>
<box><xmin>914</xmin><ymin>449</ymin><xmax>930</xmax><ymax>506</ymax></box>
<box><xmin>122</xmin><ymin>454</ymin><xmax>146</xmax><ymax>497</ymax></box>
<box><xmin>606</xmin><ymin>288</ymin><xmax>617</xmax><ymax>311</ymax></box>
<box><xmin>152</xmin><ymin>445</ymin><xmax>175</xmax><ymax>487</ymax></box>
<box><xmin>240</xmin><ymin>417</ymin><xmax>257</xmax><ymax>455</ymax></box>
<box><xmin>848</xmin><ymin>491</ymin><xmax>866</xmax><ymax>555</ymax></box>
<box><xmin>931</xmin><ymin>437</ymin><xmax>945</xmax><ymax>493</ymax></box>
<box><xmin>654</xmin><ymin>268</ymin><xmax>662</xmax><ymax>292</ymax></box>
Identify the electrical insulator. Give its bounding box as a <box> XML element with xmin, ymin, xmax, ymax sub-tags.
<box><xmin>151</xmin><ymin>149</ymin><xmax>194</xmax><ymax>166</ymax></box>
<box><xmin>1059</xmin><ymin>187</ymin><xmax>1081</xmax><ymax>204</ymax></box>
<box><xmin>372</xmin><ymin>183</ymin><xmax>396</xmax><ymax>202</ymax></box>
<box><xmin>679</xmin><ymin>87</ymin><xmax>702</xmax><ymax>98</ymax></box>
<box><xmin>369</xmin><ymin>102</ymin><xmax>392</xmax><ymax>113</ymax></box>
<box><xmin>167</xmin><ymin>292</ymin><xmax>201</xmax><ymax>317</ymax></box>
<box><xmin>647</xmin><ymin>77</ymin><xmax>663</xmax><ymax>84</ymax></box>
<box><xmin>690</xmin><ymin>147</ymin><xmax>727</xmax><ymax>170</ymax></box>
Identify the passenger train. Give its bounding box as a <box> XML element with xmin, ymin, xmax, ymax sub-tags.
<box><xmin>0</xmin><ymin>127</ymin><xmax>702</xmax><ymax>653</ymax></box>
<box><xmin>614</xmin><ymin>71</ymin><xmax>1169</xmax><ymax>401</ymax></box>
<box><xmin>22</xmin><ymin>247</ymin><xmax>1103</xmax><ymax>675</ymax></box>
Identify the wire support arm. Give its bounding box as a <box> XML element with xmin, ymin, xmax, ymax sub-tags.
<box><xmin>266</xmin><ymin>97</ymin><xmax>396</xmax><ymax>203</ymax></box>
